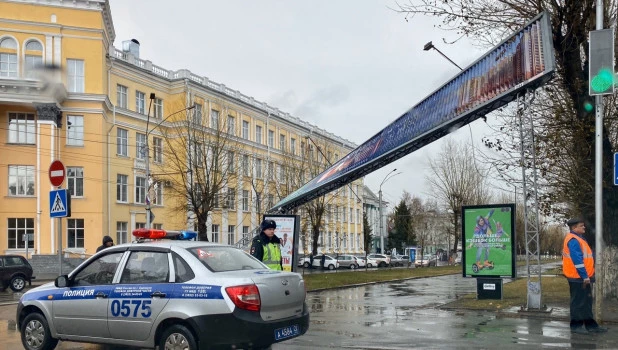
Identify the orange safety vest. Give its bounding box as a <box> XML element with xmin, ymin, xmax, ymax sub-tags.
<box><xmin>562</xmin><ymin>232</ymin><xmax>594</xmax><ymax>279</ymax></box>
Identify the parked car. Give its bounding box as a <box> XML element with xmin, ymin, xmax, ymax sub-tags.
<box><xmin>17</xmin><ymin>229</ymin><xmax>309</xmax><ymax>350</ymax></box>
<box><xmin>0</xmin><ymin>255</ymin><xmax>34</xmax><ymax>292</ymax></box>
<box><xmin>454</xmin><ymin>255</ymin><xmax>462</xmax><ymax>265</ymax></box>
<box><xmin>337</xmin><ymin>255</ymin><xmax>364</xmax><ymax>269</ymax></box>
<box><xmin>390</xmin><ymin>255</ymin><xmax>408</xmax><ymax>267</ymax></box>
<box><xmin>415</xmin><ymin>254</ymin><xmax>437</xmax><ymax>267</ymax></box>
<box><xmin>299</xmin><ymin>255</ymin><xmax>340</xmax><ymax>270</ymax></box>
<box><xmin>366</xmin><ymin>254</ymin><xmax>390</xmax><ymax>268</ymax></box>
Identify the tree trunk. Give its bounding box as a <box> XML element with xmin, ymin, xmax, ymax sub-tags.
<box><xmin>197</xmin><ymin>212</ymin><xmax>209</xmax><ymax>242</ymax></box>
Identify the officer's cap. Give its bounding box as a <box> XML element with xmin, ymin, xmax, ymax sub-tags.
<box><xmin>261</xmin><ymin>219</ymin><xmax>277</xmax><ymax>230</ymax></box>
<box><xmin>566</xmin><ymin>218</ymin><xmax>584</xmax><ymax>228</ymax></box>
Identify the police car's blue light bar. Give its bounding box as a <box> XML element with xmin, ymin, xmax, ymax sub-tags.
<box><xmin>132</xmin><ymin>229</ymin><xmax>197</xmax><ymax>240</ymax></box>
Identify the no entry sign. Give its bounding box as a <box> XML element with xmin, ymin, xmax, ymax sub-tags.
<box><xmin>49</xmin><ymin>160</ymin><xmax>66</xmax><ymax>187</ymax></box>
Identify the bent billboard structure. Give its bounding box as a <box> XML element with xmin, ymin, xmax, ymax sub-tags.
<box><xmin>271</xmin><ymin>12</ymin><xmax>556</xmax><ymax>213</ymax></box>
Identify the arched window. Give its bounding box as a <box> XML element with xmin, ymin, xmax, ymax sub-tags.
<box><xmin>0</xmin><ymin>37</ymin><xmax>18</xmax><ymax>77</ymax></box>
<box><xmin>24</xmin><ymin>40</ymin><xmax>43</xmax><ymax>78</ymax></box>
<box><xmin>25</xmin><ymin>41</ymin><xmax>42</xmax><ymax>51</ymax></box>
<box><xmin>0</xmin><ymin>37</ymin><xmax>17</xmax><ymax>49</ymax></box>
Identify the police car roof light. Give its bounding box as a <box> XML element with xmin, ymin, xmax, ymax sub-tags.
<box><xmin>132</xmin><ymin>228</ymin><xmax>197</xmax><ymax>240</ymax></box>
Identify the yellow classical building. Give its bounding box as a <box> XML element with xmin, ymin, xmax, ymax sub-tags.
<box><xmin>0</xmin><ymin>0</ymin><xmax>364</xmax><ymax>258</ymax></box>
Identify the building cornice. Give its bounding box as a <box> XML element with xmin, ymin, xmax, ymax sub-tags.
<box><xmin>2</xmin><ymin>0</ymin><xmax>115</xmax><ymax>43</ymax></box>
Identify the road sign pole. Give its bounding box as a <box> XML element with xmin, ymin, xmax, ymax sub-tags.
<box><xmin>594</xmin><ymin>0</ymin><xmax>604</xmax><ymax>323</ymax></box>
<box><xmin>58</xmin><ymin>217</ymin><xmax>62</xmax><ymax>276</ymax></box>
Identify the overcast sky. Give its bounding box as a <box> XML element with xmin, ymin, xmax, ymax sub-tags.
<box><xmin>108</xmin><ymin>0</ymin><xmax>490</xmax><ymax>207</ymax></box>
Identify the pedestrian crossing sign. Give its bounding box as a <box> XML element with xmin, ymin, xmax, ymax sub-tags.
<box><xmin>50</xmin><ymin>189</ymin><xmax>71</xmax><ymax>218</ymax></box>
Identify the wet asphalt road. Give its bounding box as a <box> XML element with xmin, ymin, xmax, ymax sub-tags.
<box><xmin>2</xmin><ymin>264</ymin><xmax>616</xmax><ymax>349</ymax></box>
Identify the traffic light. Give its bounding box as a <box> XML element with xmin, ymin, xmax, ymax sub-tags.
<box><xmin>589</xmin><ymin>29</ymin><xmax>615</xmax><ymax>96</ymax></box>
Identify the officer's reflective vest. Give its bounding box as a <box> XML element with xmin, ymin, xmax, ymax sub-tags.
<box><xmin>263</xmin><ymin>242</ymin><xmax>282</xmax><ymax>270</ymax></box>
<box><xmin>562</xmin><ymin>232</ymin><xmax>594</xmax><ymax>279</ymax></box>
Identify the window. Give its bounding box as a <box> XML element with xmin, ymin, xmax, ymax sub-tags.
<box><xmin>255</xmin><ymin>125</ymin><xmax>262</xmax><ymax>144</ymax></box>
<box><xmin>73</xmin><ymin>252</ymin><xmax>123</xmax><ymax>286</ymax></box>
<box><xmin>210</xmin><ymin>109</ymin><xmax>219</xmax><ymax>129</ymax></box>
<box><xmin>135</xmin><ymin>91</ymin><xmax>145</xmax><ymax>114</ymax></box>
<box><xmin>343</xmin><ymin>207</ymin><xmax>347</xmax><ymax>222</ymax></box>
<box><xmin>267</xmin><ymin>161</ymin><xmax>274</xmax><ymax>181</ymax></box>
<box><xmin>67</xmin><ymin>218</ymin><xmax>84</xmax><ymax>248</ymax></box>
<box><xmin>25</xmin><ymin>55</ymin><xmax>42</xmax><ymax>79</ymax></box>
<box><xmin>226</xmin><ymin>188</ymin><xmax>235</xmax><ymax>209</ymax></box>
<box><xmin>67</xmin><ymin>59</ymin><xmax>84</xmax><ymax>92</ymax></box>
<box><xmin>211</xmin><ymin>224</ymin><xmax>219</xmax><ymax>243</ymax></box>
<box><xmin>242</xmin><ymin>120</ymin><xmax>249</xmax><ymax>139</ymax></box>
<box><xmin>242</xmin><ymin>226</ymin><xmax>249</xmax><ymax>242</ymax></box>
<box><xmin>227</xmin><ymin>115</ymin><xmax>235</xmax><ymax>135</ymax></box>
<box><xmin>350</xmin><ymin>208</ymin><xmax>354</xmax><ymax>223</ymax></box>
<box><xmin>153</xmin><ymin>223</ymin><xmax>163</xmax><ymax>230</ymax></box>
<box><xmin>268</xmin><ymin>130</ymin><xmax>274</xmax><ymax>147</ymax></box>
<box><xmin>0</xmin><ymin>37</ymin><xmax>17</xmax><ymax>77</ymax></box>
<box><xmin>227</xmin><ymin>151</ymin><xmax>235</xmax><ymax>173</ymax></box>
<box><xmin>121</xmin><ymin>251</ymin><xmax>169</xmax><ymax>284</ymax></box>
<box><xmin>255</xmin><ymin>158</ymin><xmax>262</xmax><ymax>178</ymax></box>
<box><xmin>8</xmin><ymin>112</ymin><xmax>35</xmax><ymax>144</ymax></box>
<box><xmin>242</xmin><ymin>154</ymin><xmax>249</xmax><ymax>176</ymax></box>
<box><xmin>256</xmin><ymin>194</ymin><xmax>261</xmax><ymax>213</ymax></box>
<box><xmin>67</xmin><ymin>167</ymin><xmax>84</xmax><ymax>197</ymax></box>
<box><xmin>7</xmin><ymin>218</ymin><xmax>34</xmax><ymax>249</ymax></box>
<box><xmin>278</xmin><ymin>164</ymin><xmax>284</xmax><ymax>181</ymax></box>
<box><xmin>117</xmin><ymin>128</ymin><xmax>128</xmax><ymax>156</ymax></box>
<box><xmin>116</xmin><ymin>174</ymin><xmax>128</xmax><ymax>202</ymax></box>
<box><xmin>335</xmin><ymin>206</ymin><xmax>339</xmax><ymax>221</ymax></box>
<box><xmin>135</xmin><ymin>222</ymin><xmax>146</xmax><ymax>229</ymax></box>
<box><xmin>301</xmin><ymin>141</ymin><xmax>305</xmax><ymax>156</ymax></box>
<box><xmin>193</xmin><ymin>143</ymin><xmax>204</xmax><ymax>167</ymax></box>
<box><xmin>242</xmin><ymin>190</ymin><xmax>249</xmax><ymax>211</ymax></box>
<box><xmin>193</xmin><ymin>103</ymin><xmax>202</xmax><ymax>125</ymax></box>
<box><xmin>66</xmin><ymin>115</ymin><xmax>84</xmax><ymax>146</ymax></box>
<box><xmin>280</xmin><ymin>134</ymin><xmax>286</xmax><ymax>151</ymax></box>
<box><xmin>291</xmin><ymin>138</ymin><xmax>296</xmax><ymax>154</ymax></box>
<box><xmin>8</xmin><ymin>165</ymin><xmax>34</xmax><ymax>196</ymax></box>
<box><xmin>136</xmin><ymin>132</ymin><xmax>146</xmax><ymax>159</ymax></box>
<box><xmin>116</xmin><ymin>84</ymin><xmax>128</xmax><ymax>108</ymax></box>
<box><xmin>327</xmin><ymin>204</ymin><xmax>332</xmax><ymax>221</ymax></box>
<box><xmin>154</xmin><ymin>98</ymin><xmax>163</xmax><ymax>119</ymax></box>
<box><xmin>227</xmin><ymin>225</ymin><xmax>235</xmax><ymax>245</ymax></box>
<box><xmin>153</xmin><ymin>137</ymin><xmax>162</xmax><ymax>163</ymax></box>
<box><xmin>135</xmin><ymin>176</ymin><xmax>147</xmax><ymax>204</ymax></box>
<box><xmin>116</xmin><ymin>222</ymin><xmax>128</xmax><ymax>244</ymax></box>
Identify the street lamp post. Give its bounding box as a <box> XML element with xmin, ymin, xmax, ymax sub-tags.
<box><xmin>144</xmin><ymin>94</ymin><xmax>196</xmax><ymax>229</ymax></box>
<box><xmin>423</xmin><ymin>41</ymin><xmax>463</xmax><ymax>71</ymax></box>
<box><xmin>379</xmin><ymin>169</ymin><xmax>401</xmax><ymax>254</ymax></box>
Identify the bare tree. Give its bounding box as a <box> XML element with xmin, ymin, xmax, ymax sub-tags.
<box><xmin>426</xmin><ymin>139</ymin><xmax>492</xmax><ymax>252</ymax></box>
<box><xmin>154</xmin><ymin>102</ymin><xmax>238</xmax><ymax>241</ymax></box>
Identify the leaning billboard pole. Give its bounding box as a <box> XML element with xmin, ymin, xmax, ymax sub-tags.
<box><xmin>270</xmin><ymin>11</ymin><xmax>556</xmax><ymax>213</ymax></box>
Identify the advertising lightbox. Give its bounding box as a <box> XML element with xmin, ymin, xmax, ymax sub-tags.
<box><xmin>461</xmin><ymin>204</ymin><xmax>516</xmax><ymax>278</ymax></box>
<box><xmin>271</xmin><ymin>12</ymin><xmax>555</xmax><ymax>213</ymax></box>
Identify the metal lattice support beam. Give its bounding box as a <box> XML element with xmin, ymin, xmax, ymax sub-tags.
<box><xmin>517</xmin><ymin>90</ymin><xmax>543</xmax><ymax>310</ymax></box>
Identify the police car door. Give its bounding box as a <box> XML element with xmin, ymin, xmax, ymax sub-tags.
<box><xmin>108</xmin><ymin>249</ymin><xmax>171</xmax><ymax>341</ymax></box>
<box><xmin>52</xmin><ymin>251</ymin><xmax>124</xmax><ymax>338</ymax></box>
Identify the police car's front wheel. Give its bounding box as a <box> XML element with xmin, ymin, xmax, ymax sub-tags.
<box><xmin>159</xmin><ymin>324</ymin><xmax>197</xmax><ymax>350</ymax></box>
<box><xmin>21</xmin><ymin>313</ymin><xmax>58</xmax><ymax>350</ymax></box>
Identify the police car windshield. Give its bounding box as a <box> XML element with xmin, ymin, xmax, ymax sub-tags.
<box><xmin>188</xmin><ymin>246</ymin><xmax>265</xmax><ymax>272</ymax></box>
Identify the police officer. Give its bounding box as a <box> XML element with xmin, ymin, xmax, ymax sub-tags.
<box><xmin>562</xmin><ymin>218</ymin><xmax>607</xmax><ymax>334</ymax></box>
<box><xmin>250</xmin><ymin>219</ymin><xmax>283</xmax><ymax>270</ymax></box>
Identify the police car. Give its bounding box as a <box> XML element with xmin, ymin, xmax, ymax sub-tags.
<box><xmin>16</xmin><ymin>229</ymin><xmax>309</xmax><ymax>350</ymax></box>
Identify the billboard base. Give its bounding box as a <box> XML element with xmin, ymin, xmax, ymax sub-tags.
<box><xmin>476</xmin><ymin>278</ymin><xmax>503</xmax><ymax>300</ymax></box>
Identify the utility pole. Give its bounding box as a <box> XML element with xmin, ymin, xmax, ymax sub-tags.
<box><xmin>379</xmin><ymin>169</ymin><xmax>400</xmax><ymax>253</ymax></box>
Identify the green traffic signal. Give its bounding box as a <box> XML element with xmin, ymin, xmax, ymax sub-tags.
<box><xmin>590</xmin><ymin>68</ymin><xmax>615</xmax><ymax>93</ymax></box>
<box><xmin>584</xmin><ymin>101</ymin><xmax>594</xmax><ymax>112</ymax></box>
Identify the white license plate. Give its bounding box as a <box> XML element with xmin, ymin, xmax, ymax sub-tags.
<box><xmin>274</xmin><ymin>324</ymin><xmax>300</xmax><ymax>341</ymax></box>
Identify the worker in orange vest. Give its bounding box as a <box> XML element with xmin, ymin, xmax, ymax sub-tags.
<box><xmin>562</xmin><ymin>218</ymin><xmax>607</xmax><ymax>334</ymax></box>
